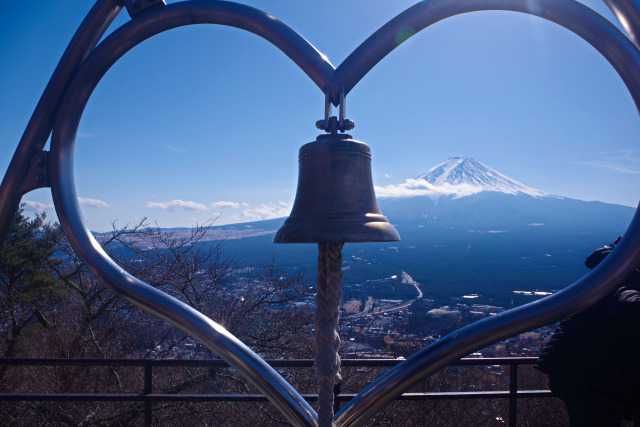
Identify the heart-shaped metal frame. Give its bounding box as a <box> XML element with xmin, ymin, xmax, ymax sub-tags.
<box><xmin>3</xmin><ymin>0</ymin><xmax>640</xmax><ymax>425</ymax></box>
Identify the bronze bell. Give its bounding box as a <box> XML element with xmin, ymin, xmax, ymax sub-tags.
<box><xmin>273</xmin><ymin>133</ymin><xmax>400</xmax><ymax>243</ymax></box>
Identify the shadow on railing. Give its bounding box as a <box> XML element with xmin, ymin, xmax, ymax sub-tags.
<box><xmin>0</xmin><ymin>357</ymin><xmax>557</xmax><ymax>426</ymax></box>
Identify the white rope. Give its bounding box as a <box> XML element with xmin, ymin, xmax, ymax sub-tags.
<box><xmin>315</xmin><ymin>241</ymin><xmax>344</xmax><ymax>427</ymax></box>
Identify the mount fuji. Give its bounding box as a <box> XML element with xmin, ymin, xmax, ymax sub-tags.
<box><xmin>414</xmin><ymin>156</ymin><xmax>550</xmax><ymax>198</ymax></box>
<box><xmin>376</xmin><ymin>156</ymin><xmax>632</xmax><ymax>229</ymax></box>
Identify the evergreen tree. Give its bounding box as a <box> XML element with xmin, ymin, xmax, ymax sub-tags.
<box><xmin>0</xmin><ymin>207</ymin><xmax>63</xmax><ymax>367</ymax></box>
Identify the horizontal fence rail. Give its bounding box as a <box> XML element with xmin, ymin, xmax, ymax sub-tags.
<box><xmin>0</xmin><ymin>357</ymin><xmax>553</xmax><ymax>426</ymax></box>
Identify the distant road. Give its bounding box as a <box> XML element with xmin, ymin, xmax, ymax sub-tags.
<box><xmin>346</xmin><ymin>297</ymin><xmax>414</xmax><ymax>319</ymax></box>
<box><xmin>402</xmin><ymin>270</ymin><xmax>423</xmax><ymax>299</ymax></box>
<box><xmin>346</xmin><ymin>297</ymin><xmax>417</xmax><ymax>320</ymax></box>
<box><xmin>344</xmin><ymin>272</ymin><xmax>422</xmax><ymax>319</ymax></box>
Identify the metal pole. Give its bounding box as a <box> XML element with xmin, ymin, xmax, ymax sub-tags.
<box><xmin>508</xmin><ymin>363</ymin><xmax>518</xmax><ymax>427</ymax></box>
<box><xmin>333</xmin><ymin>383</ymin><xmax>342</xmax><ymax>415</ymax></box>
<box><xmin>603</xmin><ymin>0</ymin><xmax>640</xmax><ymax>50</ymax></box>
<box><xmin>144</xmin><ymin>364</ymin><xmax>153</xmax><ymax>427</ymax></box>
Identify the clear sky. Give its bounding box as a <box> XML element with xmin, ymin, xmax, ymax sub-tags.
<box><xmin>2</xmin><ymin>0</ymin><xmax>640</xmax><ymax>231</ymax></box>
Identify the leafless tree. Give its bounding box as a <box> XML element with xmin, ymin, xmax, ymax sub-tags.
<box><xmin>1</xmin><ymin>214</ymin><xmax>317</xmax><ymax>425</ymax></box>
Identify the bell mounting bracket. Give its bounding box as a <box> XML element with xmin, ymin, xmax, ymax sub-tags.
<box><xmin>316</xmin><ymin>89</ymin><xmax>354</xmax><ymax>134</ymax></box>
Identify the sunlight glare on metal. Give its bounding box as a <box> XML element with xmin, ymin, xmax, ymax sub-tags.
<box><xmin>395</xmin><ymin>26</ymin><xmax>416</xmax><ymax>46</ymax></box>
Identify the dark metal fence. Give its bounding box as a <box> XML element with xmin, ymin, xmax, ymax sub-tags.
<box><xmin>0</xmin><ymin>357</ymin><xmax>555</xmax><ymax>426</ymax></box>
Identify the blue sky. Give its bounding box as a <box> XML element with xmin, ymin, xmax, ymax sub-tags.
<box><xmin>2</xmin><ymin>0</ymin><xmax>640</xmax><ymax>231</ymax></box>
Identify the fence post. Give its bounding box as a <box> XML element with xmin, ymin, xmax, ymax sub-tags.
<box><xmin>333</xmin><ymin>382</ymin><xmax>341</xmax><ymax>414</ymax></box>
<box><xmin>509</xmin><ymin>362</ymin><xmax>518</xmax><ymax>427</ymax></box>
<box><xmin>144</xmin><ymin>364</ymin><xmax>153</xmax><ymax>427</ymax></box>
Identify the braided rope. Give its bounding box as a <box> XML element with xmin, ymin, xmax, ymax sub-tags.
<box><xmin>315</xmin><ymin>241</ymin><xmax>344</xmax><ymax>427</ymax></box>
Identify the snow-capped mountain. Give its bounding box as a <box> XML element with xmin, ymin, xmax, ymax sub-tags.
<box><xmin>417</xmin><ymin>156</ymin><xmax>551</xmax><ymax>197</ymax></box>
<box><xmin>377</xmin><ymin>156</ymin><xmax>633</xmax><ymax>228</ymax></box>
<box><xmin>375</xmin><ymin>156</ymin><xmax>553</xmax><ymax>200</ymax></box>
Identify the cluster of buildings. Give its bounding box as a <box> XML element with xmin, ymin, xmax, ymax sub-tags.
<box><xmin>336</xmin><ymin>275</ymin><xmax>557</xmax><ymax>359</ymax></box>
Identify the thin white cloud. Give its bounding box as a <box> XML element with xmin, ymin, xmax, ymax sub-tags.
<box><xmin>78</xmin><ymin>197</ymin><xmax>109</xmax><ymax>208</ymax></box>
<box><xmin>375</xmin><ymin>178</ymin><xmax>483</xmax><ymax>199</ymax></box>
<box><xmin>211</xmin><ymin>201</ymin><xmax>240</xmax><ymax>209</ymax></box>
<box><xmin>22</xmin><ymin>200</ymin><xmax>54</xmax><ymax>211</ymax></box>
<box><xmin>241</xmin><ymin>202</ymin><xmax>292</xmax><ymax>221</ymax></box>
<box><xmin>146</xmin><ymin>199</ymin><xmax>208</xmax><ymax>211</ymax></box>
<box><xmin>574</xmin><ymin>150</ymin><xmax>640</xmax><ymax>175</ymax></box>
<box><xmin>597</xmin><ymin>149</ymin><xmax>640</xmax><ymax>160</ymax></box>
<box><xmin>573</xmin><ymin>160</ymin><xmax>640</xmax><ymax>175</ymax></box>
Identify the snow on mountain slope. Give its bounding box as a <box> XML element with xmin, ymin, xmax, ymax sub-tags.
<box><xmin>375</xmin><ymin>156</ymin><xmax>555</xmax><ymax>200</ymax></box>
